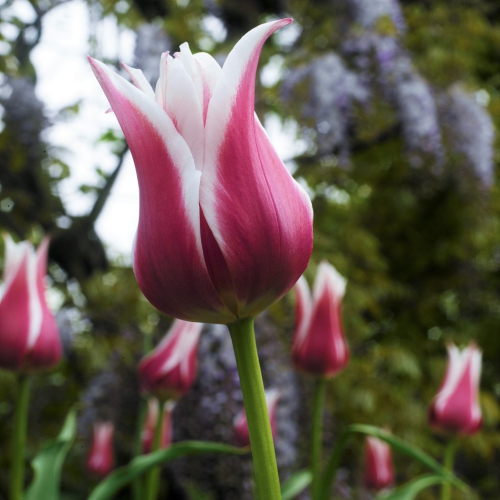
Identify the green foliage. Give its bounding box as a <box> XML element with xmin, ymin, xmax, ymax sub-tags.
<box><xmin>88</xmin><ymin>442</ymin><xmax>249</xmax><ymax>500</ymax></box>
<box><xmin>25</xmin><ymin>409</ymin><xmax>77</xmax><ymax>500</ymax></box>
<box><xmin>280</xmin><ymin>469</ymin><xmax>312</xmax><ymax>500</ymax></box>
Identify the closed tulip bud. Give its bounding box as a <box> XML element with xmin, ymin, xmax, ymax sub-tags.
<box><xmin>428</xmin><ymin>342</ymin><xmax>482</xmax><ymax>435</ymax></box>
<box><xmin>142</xmin><ymin>398</ymin><xmax>175</xmax><ymax>453</ymax></box>
<box><xmin>138</xmin><ymin>320</ymin><xmax>203</xmax><ymax>401</ymax></box>
<box><xmin>233</xmin><ymin>389</ymin><xmax>280</xmax><ymax>447</ymax></box>
<box><xmin>86</xmin><ymin>421</ymin><xmax>114</xmax><ymax>478</ymax></box>
<box><xmin>292</xmin><ymin>262</ymin><xmax>349</xmax><ymax>378</ymax></box>
<box><xmin>0</xmin><ymin>235</ymin><xmax>62</xmax><ymax>372</ymax></box>
<box><xmin>88</xmin><ymin>20</ymin><xmax>313</xmax><ymax>324</ymax></box>
<box><xmin>363</xmin><ymin>436</ymin><xmax>394</xmax><ymax>491</ymax></box>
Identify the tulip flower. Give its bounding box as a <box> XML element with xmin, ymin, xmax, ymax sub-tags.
<box><xmin>292</xmin><ymin>262</ymin><xmax>349</xmax><ymax>378</ymax></box>
<box><xmin>142</xmin><ymin>399</ymin><xmax>175</xmax><ymax>453</ymax></box>
<box><xmin>86</xmin><ymin>421</ymin><xmax>115</xmax><ymax>478</ymax></box>
<box><xmin>428</xmin><ymin>342</ymin><xmax>482</xmax><ymax>435</ymax></box>
<box><xmin>233</xmin><ymin>388</ymin><xmax>280</xmax><ymax>447</ymax></box>
<box><xmin>363</xmin><ymin>436</ymin><xmax>394</xmax><ymax>491</ymax></box>
<box><xmin>138</xmin><ymin>319</ymin><xmax>203</xmax><ymax>401</ymax></box>
<box><xmin>88</xmin><ymin>19</ymin><xmax>313</xmax><ymax>325</ymax></box>
<box><xmin>0</xmin><ymin>235</ymin><xmax>62</xmax><ymax>372</ymax></box>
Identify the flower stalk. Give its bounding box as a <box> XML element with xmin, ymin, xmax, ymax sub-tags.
<box><xmin>144</xmin><ymin>399</ymin><xmax>165</xmax><ymax>500</ymax></box>
<box><xmin>441</xmin><ymin>440</ymin><xmax>457</xmax><ymax>500</ymax></box>
<box><xmin>10</xmin><ymin>375</ymin><xmax>31</xmax><ymax>500</ymax></box>
<box><xmin>228</xmin><ymin>317</ymin><xmax>281</xmax><ymax>500</ymax></box>
<box><xmin>311</xmin><ymin>379</ymin><xmax>326</xmax><ymax>500</ymax></box>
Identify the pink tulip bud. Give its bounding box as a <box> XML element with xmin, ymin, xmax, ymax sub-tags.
<box><xmin>142</xmin><ymin>398</ymin><xmax>175</xmax><ymax>453</ymax></box>
<box><xmin>0</xmin><ymin>235</ymin><xmax>62</xmax><ymax>372</ymax></box>
<box><xmin>292</xmin><ymin>262</ymin><xmax>349</xmax><ymax>378</ymax></box>
<box><xmin>363</xmin><ymin>436</ymin><xmax>394</xmax><ymax>491</ymax></box>
<box><xmin>86</xmin><ymin>421</ymin><xmax>114</xmax><ymax>478</ymax></box>
<box><xmin>138</xmin><ymin>320</ymin><xmax>203</xmax><ymax>401</ymax></box>
<box><xmin>428</xmin><ymin>342</ymin><xmax>482</xmax><ymax>435</ymax></box>
<box><xmin>233</xmin><ymin>389</ymin><xmax>280</xmax><ymax>447</ymax></box>
<box><xmin>88</xmin><ymin>20</ymin><xmax>313</xmax><ymax>324</ymax></box>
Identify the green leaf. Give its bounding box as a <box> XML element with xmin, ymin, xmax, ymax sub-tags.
<box><xmin>88</xmin><ymin>441</ymin><xmax>249</xmax><ymax>500</ymax></box>
<box><xmin>281</xmin><ymin>469</ymin><xmax>312</xmax><ymax>500</ymax></box>
<box><xmin>25</xmin><ymin>409</ymin><xmax>77</xmax><ymax>500</ymax></box>
<box><xmin>375</xmin><ymin>474</ymin><xmax>446</xmax><ymax>500</ymax></box>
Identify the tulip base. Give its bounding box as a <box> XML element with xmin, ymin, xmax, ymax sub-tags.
<box><xmin>10</xmin><ymin>375</ymin><xmax>31</xmax><ymax>500</ymax></box>
<box><xmin>228</xmin><ymin>317</ymin><xmax>281</xmax><ymax>500</ymax></box>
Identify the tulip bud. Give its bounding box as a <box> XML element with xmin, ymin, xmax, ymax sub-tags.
<box><xmin>86</xmin><ymin>421</ymin><xmax>114</xmax><ymax>478</ymax></box>
<box><xmin>363</xmin><ymin>436</ymin><xmax>394</xmax><ymax>491</ymax></box>
<box><xmin>233</xmin><ymin>389</ymin><xmax>280</xmax><ymax>447</ymax></box>
<box><xmin>138</xmin><ymin>319</ymin><xmax>203</xmax><ymax>401</ymax></box>
<box><xmin>142</xmin><ymin>398</ymin><xmax>175</xmax><ymax>453</ymax></box>
<box><xmin>428</xmin><ymin>342</ymin><xmax>482</xmax><ymax>435</ymax></box>
<box><xmin>292</xmin><ymin>262</ymin><xmax>349</xmax><ymax>378</ymax></box>
<box><xmin>89</xmin><ymin>20</ymin><xmax>313</xmax><ymax>324</ymax></box>
<box><xmin>0</xmin><ymin>235</ymin><xmax>62</xmax><ymax>372</ymax></box>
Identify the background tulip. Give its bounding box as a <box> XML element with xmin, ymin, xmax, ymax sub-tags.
<box><xmin>142</xmin><ymin>399</ymin><xmax>175</xmax><ymax>453</ymax></box>
<box><xmin>429</xmin><ymin>342</ymin><xmax>482</xmax><ymax>435</ymax></box>
<box><xmin>88</xmin><ymin>19</ymin><xmax>313</xmax><ymax>324</ymax></box>
<box><xmin>363</xmin><ymin>436</ymin><xmax>395</xmax><ymax>491</ymax></box>
<box><xmin>233</xmin><ymin>388</ymin><xmax>280</xmax><ymax>447</ymax></box>
<box><xmin>292</xmin><ymin>262</ymin><xmax>349</xmax><ymax>378</ymax></box>
<box><xmin>86</xmin><ymin>421</ymin><xmax>114</xmax><ymax>478</ymax></box>
<box><xmin>0</xmin><ymin>235</ymin><xmax>62</xmax><ymax>372</ymax></box>
<box><xmin>138</xmin><ymin>319</ymin><xmax>203</xmax><ymax>401</ymax></box>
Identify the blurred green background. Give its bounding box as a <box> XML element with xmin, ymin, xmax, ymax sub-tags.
<box><xmin>0</xmin><ymin>0</ymin><xmax>499</xmax><ymax>498</ymax></box>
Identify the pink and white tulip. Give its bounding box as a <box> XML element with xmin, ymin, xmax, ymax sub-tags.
<box><xmin>363</xmin><ymin>436</ymin><xmax>394</xmax><ymax>491</ymax></box>
<box><xmin>142</xmin><ymin>398</ymin><xmax>175</xmax><ymax>453</ymax></box>
<box><xmin>88</xmin><ymin>20</ymin><xmax>313</xmax><ymax>324</ymax></box>
<box><xmin>0</xmin><ymin>235</ymin><xmax>62</xmax><ymax>372</ymax></box>
<box><xmin>86</xmin><ymin>421</ymin><xmax>115</xmax><ymax>478</ymax></box>
<box><xmin>292</xmin><ymin>262</ymin><xmax>349</xmax><ymax>378</ymax></box>
<box><xmin>428</xmin><ymin>342</ymin><xmax>482</xmax><ymax>435</ymax></box>
<box><xmin>138</xmin><ymin>319</ymin><xmax>203</xmax><ymax>401</ymax></box>
<box><xmin>233</xmin><ymin>388</ymin><xmax>280</xmax><ymax>447</ymax></box>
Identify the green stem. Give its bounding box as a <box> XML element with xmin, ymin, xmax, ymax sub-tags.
<box><xmin>311</xmin><ymin>379</ymin><xmax>326</xmax><ymax>500</ymax></box>
<box><xmin>132</xmin><ymin>332</ymin><xmax>154</xmax><ymax>500</ymax></box>
<box><xmin>319</xmin><ymin>428</ymin><xmax>352</xmax><ymax>500</ymax></box>
<box><xmin>10</xmin><ymin>375</ymin><xmax>31</xmax><ymax>500</ymax></box>
<box><xmin>144</xmin><ymin>399</ymin><xmax>164</xmax><ymax>500</ymax></box>
<box><xmin>228</xmin><ymin>317</ymin><xmax>281</xmax><ymax>500</ymax></box>
<box><xmin>441</xmin><ymin>440</ymin><xmax>457</xmax><ymax>500</ymax></box>
<box><xmin>131</xmin><ymin>397</ymin><xmax>148</xmax><ymax>499</ymax></box>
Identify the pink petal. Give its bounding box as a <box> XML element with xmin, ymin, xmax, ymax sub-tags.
<box><xmin>200</xmin><ymin>19</ymin><xmax>313</xmax><ymax>318</ymax></box>
<box><xmin>292</xmin><ymin>276</ymin><xmax>313</xmax><ymax>350</ymax></box>
<box><xmin>25</xmin><ymin>237</ymin><xmax>62</xmax><ymax>370</ymax></box>
<box><xmin>293</xmin><ymin>263</ymin><xmax>349</xmax><ymax>377</ymax></box>
<box><xmin>88</xmin><ymin>57</ymin><xmax>232</xmax><ymax>323</ymax></box>
<box><xmin>0</xmin><ymin>244</ymin><xmax>31</xmax><ymax>370</ymax></box>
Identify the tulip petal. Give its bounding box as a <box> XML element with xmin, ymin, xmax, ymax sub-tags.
<box><xmin>88</xmin><ymin>57</ymin><xmax>232</xmax><ymax>323</ymax></box>
<box><xmin>292</xmin><ymin>276</ymin><xmax>313</xmax><ymax>349</ymax></box>
<box><xmin>201</xmin><ymin>19</ymin><xmax>313</xmax><ymax>317</ymax></box>
<box><xmin>193</xmin><ymin>52</ymin><xmax>222</xmax><ymax>124</ymax></box>
<box><xmin>297</xmin><ymin>263</ymin><xmax>349</xmax><ymax>377</ymax></box>
<box><xmin>25</xmin><ymin>237</ymin><xmax>62</xmax><ymax>370</ymax></box>
<box><xmin>0</xmin><ymin>245</ymin><xmax>31</xmax><ymax>369</ymax></box>
<box><xmin>162</xmin><ymin>57</ymin><xmax>205</xmax><ymax>170</ymax></box>
<box><xmin>121</xmin><ymin>63</ymin><xmax>155</xmax><ymax>98</ymax></box>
